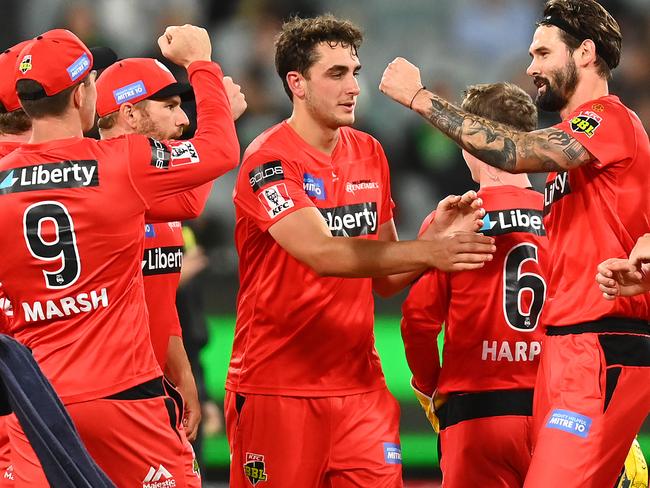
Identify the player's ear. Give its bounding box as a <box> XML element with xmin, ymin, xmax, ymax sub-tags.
<box><xmin>72</xmin><ymin>83</ymin><xmax>85</xmax><ymax>110</ymax></box>
<box><xmin>119</xmin><ymin>103</ymin><xmax>138</xmax><ymax>130</ymax></box>
<box><xmin>286</xmin><ymin>71</ymin><xmax>305</xmax><ymax>100</ymax></box>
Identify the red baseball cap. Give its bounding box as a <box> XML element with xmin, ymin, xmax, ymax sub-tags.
<box><xmin>0</xmin><ymin>40</ymin><xmax>32</xmax><ymax>112</ymax></box>
<box><xmin>14</xmin><ymin>29</ymin><xmax>117</xmax><ymax>101</ymax></box>
<box><xmin>95</xmin><ymin>58</ymin><xmax>194</xmax><ymax>117</ymax></box>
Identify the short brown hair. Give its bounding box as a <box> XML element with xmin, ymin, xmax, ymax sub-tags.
<box><xmin>540</xmin><ymin>0</ymin><xmax>621</xmax><ymax>79</ymax></box>
<box><xmin>0</xmin><ymin>108</ymin><xmax>31</xmax><ymax>135</ymax></box>
<box><xmin>17</xmin><ymin>76</ymin><xmax>90</xmax><ymax>119</ymax></box>
<box><xmin>461</xmin><ymin>82</ymin><xmax>538</xmax><ymax>132</ymax></box>
<box><xmin>274</xmin><ymin>14</ymin><xmax>363</xmax><ymax>100</ymax></box>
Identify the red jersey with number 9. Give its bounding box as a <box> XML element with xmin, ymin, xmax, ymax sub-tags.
<box><xmin>0</xmin><ymin>61</ymin><xmax>238</xmax><ymax>403</ymax></box>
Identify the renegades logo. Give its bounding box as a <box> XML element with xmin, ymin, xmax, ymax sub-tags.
<box><xmin>570</xmin><ymin>110</ymin><xmax>602</xmax><ymax>138</ymax></box>
<box><xmin>243</xmin><ymin>453</ymin><xmax>268</xmax><ymax>486</ymax></box>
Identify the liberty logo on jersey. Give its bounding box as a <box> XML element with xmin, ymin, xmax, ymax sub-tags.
<box><xmin>543</xmin><ymin>172</ymin><xmax>571</xmax><ymax>215</ymax></box>
<box><xmin>303</xmin><ymin>173</ymin><xmax>326</xmax><ymax>200</ymax></box>
<box><xmin>319</xmin><ymin>202</ymin><xmax>378</xmax><ymax>237</ymax></box>
<box><xmin>142</xmin><ymin>246</ymin><xmax>183</xmax><ymax>276</ymax></box>
<box><xmin>244</xmin><ymin>452</ymin><xmax>268</xmax><ymax>486</ymax></box>
<box><xmin>0</xmin><ymin>160</ymin><xmax>98</xmax><ymax>195</ymax></box>
<box><xmin>480</xmin><ymin>208</ymin><xmax>545</xmax><ymax>236</ymax></box>
<box><xmin>142</xmin><ymin>464</ymin><xmax>176</xmax><ymax>488</ymax></box>
<box><xmin>258</xmin><ymin>183</ymin><xmax>294</xmax><ymax>218</ymax></box>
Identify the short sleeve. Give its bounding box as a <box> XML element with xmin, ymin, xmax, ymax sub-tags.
<box><xmin>233</xmin><ymin>151</ymin><xmax>315</xmax><ymax>232</ymax></box>
<box><xmin>555</xmin><ymin>99</ymin><xmax>635</xmax><ymax>168</ymax></box>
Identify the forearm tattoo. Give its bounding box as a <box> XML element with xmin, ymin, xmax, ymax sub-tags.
<box><xmin>423</xmin><ymin>94</ymin><xmax>591</xmax><ymax>173</ymax></box>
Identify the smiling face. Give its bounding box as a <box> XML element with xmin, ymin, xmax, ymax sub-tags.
<box><xmin>526</xmin><ymin>25</ymin><xmax>579</xmax><ymax>113</ymax></box>
<box><xmin>301</xmin><ymin>42</ymin><xmax>361</xmax><ymax>130</ymax></box>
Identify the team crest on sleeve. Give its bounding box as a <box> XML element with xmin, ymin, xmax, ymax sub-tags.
<box><xmin>243</xmin><ymin>452</ymin><xmax>268</xmax><ymax>486</ymax></box>
<box><xmin>570</xmin><ymin>110</ymin><xmax>602</xmax><ymax>138</ymax></box>
<box><xmin>169</xmin><ymin>140</ymin><xmax>200</xmax><ymax>166</ymax></box>
<box><xmin>249</xmin><ymin>161</ymin><xmax>284</xmax><ymax>192</ymax></box>
<box><xmin>258</xmin><ymin>183</ymin><xmax>294</xmax><ymax>218</ymax></box>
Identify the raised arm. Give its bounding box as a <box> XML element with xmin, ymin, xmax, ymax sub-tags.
<box><xmin>379</xmin><ymin>57</ymin><xmax>594</xmax><ymax>173</ymax></box>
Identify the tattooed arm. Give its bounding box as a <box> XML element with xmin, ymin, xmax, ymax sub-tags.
<box><xmin>379</xmin><ymin>57</ymin><xmax>594</xmax><ymax>173</ymax></box>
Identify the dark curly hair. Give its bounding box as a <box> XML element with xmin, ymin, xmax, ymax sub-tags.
<box><xmin>274</xmin><ymin>14</ymin><xmax>363</xmax><ymax>100</ymax></box>
<box><xmin>461</xmin><ymin>82</ymin><xmax>538</xmax><ymax>133</ymax></box>
<box><xmin>540</xmin><ymin>0</ymin><xmax>621</xmax><ymax>79</ymax></box>
<box><xmin>0</xmin><ymin>107</ymin><xmax>31</xmax><ymax>135</ymax></box>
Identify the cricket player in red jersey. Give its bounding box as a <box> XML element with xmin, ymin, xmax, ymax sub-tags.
<box><xmin>228</xmin><ymin>15</ymin><xmax>496</xmax><ymax>488</ymax></box>
<box><xmin>0</xmin><ymin>26</ymin><xmax>239</xmax><ymax>486</ymax></box>
<box><xmin>380</xmin><ymin>0</ymin><xmax>650</xmax><ymax>486</ymax></box>
<box><xmin>0</xmin><ymin>39</ymin><xmax>117</xmax><ymax>486</ymax></box>
<box><xmin>401</xmin><ymin>82</ymin><xmax>547</xmax><ymax>488</ymax></box>
<box><xmin>95</xmin><ymin>56</ymin><xmax>247</xmax><ymax>444</ymax></box>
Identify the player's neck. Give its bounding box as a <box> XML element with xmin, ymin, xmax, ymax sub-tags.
<box><xmin>479</xmin><ymin>167</ymin><xmax>531</xmax><ymax>189</ymax></box>
<box><xmin>559</xmin><ymin>75</ymin><xmax>609</xmax><ymax>120</ymax></box>
<box><xmin>28</xmin><ymin>114</ymin><xmax>84</xmax><ymax>144</ymax></box>
<box><xmin>287</xmin><ymin>110</ymin><xmax>339</xmax><ymax>156</ymax></box>
<box><xmin>0</xmin><ymin>131</ymin><xmax>31</xmax><ymax>143</ymax></box>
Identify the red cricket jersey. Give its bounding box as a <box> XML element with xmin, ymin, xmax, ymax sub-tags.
<box><xmin>543</xmin><ymin>95</ymin><xmax>650</xmax><ymax>326</ymax></box>
<box><xmin>0</xmin><ymin>61</ymin><xmax>238</xmax><ymax>403</ymax></box>
<box><xmin>142</xmin><ymin>221</ymin><xmax>184</xmax><ymax>369</ymax></box>
<box><xmin>402</xmin><ymin>186</ymin><xmax>548</xmax><ymax>395</ymax></box>
<box><xmin>229</xmin><ymin>121</ymin><xmax>393</xmax><ymax>396</ymax></box>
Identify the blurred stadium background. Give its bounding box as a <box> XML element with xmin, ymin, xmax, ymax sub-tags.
<box><xmin>2</xmin><ymin>0</ymin><xmax>649</xmax><ymax>484</ymax></box>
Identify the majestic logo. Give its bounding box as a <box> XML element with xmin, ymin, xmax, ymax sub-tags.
<box><xmin>303</xmin><ymin>173</ymin><xmax>326</xmax><ymax>200</ymax></box>
<box><xmin>141</xmin><ymin>246</ymin><xmax>183</xmax><ymax>276</ymax></box>
<box><xmin>142</xmin><ymin>464</ymin><xmax>175</xmax><ymax>488</ymax></box>
<box><xmin>543</xmin><ymin>172</ymin><xmax>571</xmax><ymax>215</ymax></box>
<box><xmin>546</xmin><ymin>409</ymin><xmax>592</xmax><ymax>439</ymax></box>
<box><xmin>319</xmin><ymin>202</ymin><xmax>378</xmax><ymax>237</ymax></box>
<box><xmin>592</xmin><ymin>103</ymin><xmax>605</xmax><ymax>112</ymax></box>
<box><xmin>149</xmin><ymin>138</ymin><xmax>171</xmax><ymax>169</ymax></box>
<box><xmin>169</xmin><ymin>140</ymin><xmax>200</xmax><ymax>166</ymax></box>
<box><xmin>67</xmin><ymin>52</ymin><xmax>91</xmax><ymax>81</ymax></box>
<box><xmin>243</xmin><ymin>452</ymin><xmax>268</xmax><ymax>486</ymax></box>
<box><xmin>113</xmin><ymin>80</ymin><xmax>148</xmax><ymax>104</ymax></box>
<box><xmin>570</xmin><ymin>110</ymin><xmax>602</xmax><ymax>138</ymax></box>
<box><xmin>258</xmin><ymin>183</ymin><xmax>294</xmax><ymax>218</ymax></box>
<box><xmin>346</xmin><ymin>179</ymin><xmax>379</xmax><ymax>194</ymax></box>
<box><xmin>249</xmin><ymin>161</ymin><xmax>284</xmax><ymax>192</ymax></box>
<box><xmin>480</xmin><ymin>208</ymin><xmax>545</xmax><ymax>237</ymax></box>
<box><xmin>383</xmin><ymin>443</ymin><xmax>402</xmax><ymax>465</ymax></box>
<box><xmin>0</xmin><ymin>160</ymin><xmax>98</xmax><ymax>195</ymax></box>
<box><xmin>19</xmin><ymin>55</ymin><xmax>32</xmax><ymax>74</ymax></box>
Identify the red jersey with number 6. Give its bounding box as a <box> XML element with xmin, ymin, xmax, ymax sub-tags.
<box><xmin>0</xmin><ymin>61</ymin><xmax>238</xmax><ymax>403</ymax></box>
<box><xmin>229</xmin><ymin>121</ymin><xmax>394</xmax><ymax>397</ymax></box>
<box><xmin>543</xmin><ymin>95</ymin><xmax>650</xmax><ymax>326</ymax></box>
<box><xmin>401</xmin><ymin>186</ymin><xmax>547</xmax><ymax>395</ymax></box>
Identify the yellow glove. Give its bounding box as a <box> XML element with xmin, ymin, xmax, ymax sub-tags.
<box><xmin>615</xmin><ymin>437</ymin><xmax>648</xmax><ymax>488</ymax></box>
<box><xmin>410</xmin><ymin>377</ymin><xmax>448</xmax><ymax>433</ymax></box>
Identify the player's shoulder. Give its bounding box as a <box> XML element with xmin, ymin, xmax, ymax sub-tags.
<box><xmin>341</xmin><ymin>126</ymin><xmax>383</xmax><ymax>152</ymax></box>
<box><xmin>417</xmin><ymin>210</ymin><xmax>436</xmax><ymax>238</ymax></box>
<box><xmin>479</xmin><ymin>186</ymin><xmax>543</xmax><ymax>212</ymax></box>
<box><xmin>243</xmin><ymin>122</ymin><xmax>289</xmax><ymax>161</ymax></box>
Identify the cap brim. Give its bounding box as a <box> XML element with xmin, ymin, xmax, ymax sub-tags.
<box><xmin>90</xmin><ymin>47</ymin><xmax>118</xmax><ymax>71</ymax></box>
<box><xmin>150</xmin><ymin>82</ymin><xmax>194</xmax><ymax>102</ymax></box>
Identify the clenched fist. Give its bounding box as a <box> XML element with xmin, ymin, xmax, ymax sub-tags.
<box><xmin>158</xmin><ymin>24</ymin><xmax>212</xmax><ymax>69</ymax></box>
<box><xmin>223</xmin><ymin>76</ymin><xmax>247</xmax><ymax>121</ymax></box>
<box><xmin>379</xmin><ymin>57</ymin><xmax>425</xmax><ymax>108</ymax></box>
